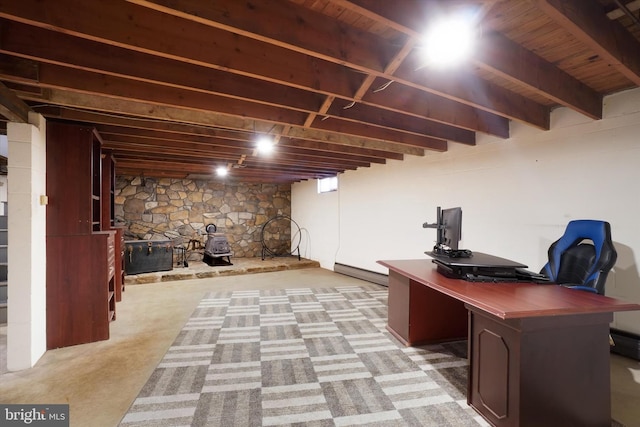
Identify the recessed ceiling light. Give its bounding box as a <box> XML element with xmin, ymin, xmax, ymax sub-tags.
<box><xmin>256</xmin><ymin>136</ymin><xmax>275</xmax><ymax>155</ymax></box>
<box><xmin>423</xmin><ymin>14</ymin><xmax>477</xmax><ymax>68</ymax></box>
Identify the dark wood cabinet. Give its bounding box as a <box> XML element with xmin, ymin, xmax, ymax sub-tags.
<box><xmin>46</xmin><ymin>121</ymin><xmax>117</xmax><ymax>349</ymax></box>
<box><xmin>46</xmin><ymin>123</ymin><xmax>99</xmax><ymax>236</ymax></box>
<box><xmin>101</xmin><ymin>150</ymin><xmax>125</xmax><ymax>301</ymax></box>
<box><xmin>468</xmin><ymin>310</ymin><xmax>612</xmax><ymax>427</ymax></box>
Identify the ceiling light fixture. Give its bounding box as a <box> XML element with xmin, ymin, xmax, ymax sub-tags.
<box><xmin>256</xmin><ymin>136</ymin><xmax>275</xmax><ymax>155</ymax></box>
<box><xmin>422</xmin><ymin>12</ymin><xmax>477</xmax><ymax>68</ymax></box>
<box><xmin>215</xmin><ymin>166</ymin><xmax>228</xmax><ymax>177</ymax></box>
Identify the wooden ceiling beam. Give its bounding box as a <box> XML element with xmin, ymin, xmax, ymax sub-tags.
<box><xmin>102</xmin><ymin>134</ymin><xmax>384</xmax><ymax>166</ymax></box>
<box><xmin>273</xmin><ymin>145</ymin><xmax>386</xmax><ymax>165</ymax></box>
<box><xmin>360</xmin><ymin>79</ymin><xmax>510</xmax><ymax>138</ymax></box>
<box><xmin>112</xmin><ymin>151</ymin><xmax>239</xmax><ymax>166</ymax></box>
<box><xmin>96</xmin><ymin>123</ymin><xmax>400</xmax><ymax>160</ymax></box>
<box><xmin>0</xmin><ymin>0</ymin><xmax>362</xmax><ymax>98</ymax></box>
<box><xmin>97</xmin><ymin>124</ymin><xmax>250</xmax><ymax>145</ymax></box>
<box><xmin>0</xmin><ymin>0</ymin><xmax>548</xmax><ymax>130</ymax></box>
<box><xmin>344</xmin><ymin>0</ymin><xmax>600</xmax><ymax>120</ymax></box>
<box><xmin>534</xmin><ymin>0</ymin><xmax>640</xmax><ymax>86</ymax></box>
<box><xmin>127</xmin><ymin>0</ymin><xmax>397</xmax><ymax>73</ymax></box>
<box><xmin>116</xmin><ymin>157</ymin><xmax>349</xmax><ymax>176</ymax></box>
<box><xmin>474</xmin><ymin>32</ymin><xmax>602</xmax><ymax>119</ymax></box>
<box><xmin>107</xmin><ymin>139</ymin><xmax>370</xmax><ymax>169</ymax></box>
<box><xmin>326</xmin><ymin>99</ymin><xmax>476</xmax><ymax>145</ymax></box>
<box><xmin>24</xmin><ymin>89</ymin><xmax>423</xmax><ymax>155</ymax></box>
<box><xmin>0</xmin><ymin>51</ymin><xmax>39</xmax><ymax>84</ymax></box>
<box><xmin>310</xmin><ymin>117</ymin><xmax>448</xmax><ymax>151</ymax></box>
<box><xmin>241</xmin><ymin>160</ymin><xmax>352</xmax><ymax>174</ymax></box>
<box><xmin>234</xmin><ymin>158</ymin><xmax>348</xmax><ymax>173</ymax></box>
<box><xmin>2</xmin><ymin>51</ymin><xmax>454</xmax><ymax>148</ymax></box>
<box><xmin>0</xmin><ymin>19</ymin><xmax>505</xmax><ymax>138</ymax></box>
<box><xmin>34</xmin><ymin>105</ymin><xmax>256</xmax><ymax>141</ymax></box>
<box><xmin>116</xmin><ymin>157</ymin><xmax>348</xmax><ymax>176</ymax></box>
<box><xmin>0</xmin><ymin>20</ymin><xmax>325</xmax><ymax>112</ymax></box>
<box><xmin>115</xmin><ymin>164</ymin><xmax>322</xmax><ymax>183</ymax></box>
<box><xmin>337</xmin><ymin>0</ymin><xmax>550</xmax><ymax>129</ymax></box>
<box><xmin>395</xmin><ymin>59</ymin><xmax>551</xmax><ymax>129</ymax></box>
<box><xmin>100</xmin><ymin>135</ymin><xmax>251</xmax><ymax>155</ymax></box>
<box><xmin>35</xmin><ymin>64</ymin><xmax>309</xmax><ymax>126</ymax></box>
<box><xmin>0</xmin><ymin>54</ymin><xmax>430</xmax><ymax>155</ymax></box>
<box><xmin>279</xmin><ymin>138</ymin><xmax>403</xmax><ymax>161</ymax></box>
<box><xmin>129</xmin><ymin>0</ymin><xmax>523</xmax><ymax>132</ymax></box>
<box><xmin>117</xmin><ymin>168</ymin><xmax>189</xmax><ymax>179</ymax></box>
<box><xmin>0</xmin><ymin>80</ymin><xmax>31</xmax><ymax>122</ymax></box>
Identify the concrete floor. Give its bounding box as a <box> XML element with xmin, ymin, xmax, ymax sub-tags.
<box><xmin>1</xmin><ymin>259</ymin><xmax>639</xmax><ymax>427</ymax></box>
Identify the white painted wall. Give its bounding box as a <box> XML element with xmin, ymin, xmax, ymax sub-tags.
<box><xmin>7</xmin><ymin>113</ymin><xmax>48</xmax><ymax>370</ymax></box>
<box><xmin>293</xmin><ymin>180</ymin><xmax>340</xmax><ymax>269</ymax></box>
<box><xmin>292</xmin><ymin>87</ymin><xmax>640</xmax><ymax>335</ymax></box>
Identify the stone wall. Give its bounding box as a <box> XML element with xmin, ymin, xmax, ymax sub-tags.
<box><xmin>115</xmin><ymin>176</ymin><xmax>291</xmax><ymax>258</ymax></box>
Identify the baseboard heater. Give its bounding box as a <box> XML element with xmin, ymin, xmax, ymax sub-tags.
<box><xmin>333</xmin><ymin>263</ymin><xmax>388</xmax><ymax>287</ymax></box>
<box><xmin>610</xmin><ymin>328</ymin><xmax>640</xmax><ymax>361</ymax></box>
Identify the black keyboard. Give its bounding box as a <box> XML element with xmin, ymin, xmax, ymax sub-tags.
<box><xmin>464</xmin><ymin>272</ymin><xmax>552</xmax><ymax>283</ymax></box>
<box><xmin>514</xmin><ymin>268</ymin><xmax>552</xmax><ymax>283</ymax></box>
<box><xmin>463</xmin><ymin>273</ymin><xmax>519</xmax><ymax>283</ymax></box>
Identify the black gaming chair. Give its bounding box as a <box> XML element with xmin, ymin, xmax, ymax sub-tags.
<box><xmin>541</xmin><ymin>220</ymin><xmax>617</xmax><ymax>295</ymax></box>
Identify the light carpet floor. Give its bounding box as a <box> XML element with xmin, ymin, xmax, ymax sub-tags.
<box><xmin>120</xmin><ymin>285</ymin><xmax>487</xmax><ymax>427</ymax></box>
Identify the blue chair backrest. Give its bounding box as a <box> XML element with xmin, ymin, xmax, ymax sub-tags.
<box><xmin>542</xmin><ymin>220</ymin><xmax>617</xmax><ymax>294</ymax></box>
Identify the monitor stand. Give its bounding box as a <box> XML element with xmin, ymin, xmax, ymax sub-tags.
<box><xmin>431</xmin><ymin>245</ymin><xmax>472</xmax><ymax>259</ymax></box>
<box><xmin>426</xmin><ymin>251</ymin><xmax>528</xmax><ymax>281</ymax></box>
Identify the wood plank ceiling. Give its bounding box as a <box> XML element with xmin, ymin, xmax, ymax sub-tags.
<box><xmin>0</xmin><ymin>0</ymin><xmax>639</xmax><ymax>183</ymax></box>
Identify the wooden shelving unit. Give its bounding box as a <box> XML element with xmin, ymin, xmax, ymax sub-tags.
<box><xmin>102</xmin><ymin>150</ymin><xmax>125</xmax><ymax>301</ymax></box>
<box><xmin>45</xmin><ymin>121</ymin><xmax>118</xmax><ymax>349</ymax></box>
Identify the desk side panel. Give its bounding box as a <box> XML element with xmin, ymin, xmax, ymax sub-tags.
<box><xmin>469</xmin><ymin>309</ymin><xmax>612</xmax><ymax>427</ymax></box>
<box><xmin>409</xmin><ymin>278</ymin><xmax>468</xmax><ymax>345</ymax></box>
<box><xmin>386</xmin><ymin>270</ymin><xmax>467</xmax><ymax>346</ymax></box>
<box><xmin>387</xmin><ymin>271</ymin><xmax>410</xmax><ymax>345</ymax></box>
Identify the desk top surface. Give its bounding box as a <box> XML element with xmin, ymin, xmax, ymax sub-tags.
<box><xmin>378</xmin><ymin>259</ymin><xmax>640</xmax><ymax>319</ymax></box>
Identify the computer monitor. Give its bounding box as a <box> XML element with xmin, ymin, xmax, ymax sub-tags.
<box><xmin>423</xmin><ymin>206</ymin><xmax>466</xmax><ymax>255</ymax></box>
<box><xmin>440</xmin><ymin>207</ymin><xmax>462</xmax><ymax>250</ymax></box>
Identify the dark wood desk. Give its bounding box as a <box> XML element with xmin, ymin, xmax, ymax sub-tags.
<box><xmin>378</xmin><ymin>259</ymin><xmax>640</xmax><ymax>427</ymax></box>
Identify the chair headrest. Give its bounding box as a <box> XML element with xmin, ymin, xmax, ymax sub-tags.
<box><xmin>547</xmin><ymin>219</ymin><xmax>616</xmax><ymax>285</ymax></box>
<box><xmin>552</xmin><ymin>220</ymin><xmax>609</xmax><ymax>258</ymax></box>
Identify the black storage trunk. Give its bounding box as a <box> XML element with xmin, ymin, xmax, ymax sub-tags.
<box><xmin>124</xmin><ymin>240</ymin><xmax>174</xmax><ymax>275</ymax></box>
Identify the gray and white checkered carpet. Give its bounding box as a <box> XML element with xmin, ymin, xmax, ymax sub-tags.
<box><xmin>120</xmin><ymin>285</ymin><xmax>487</xmax><ymax>426</ymax></box>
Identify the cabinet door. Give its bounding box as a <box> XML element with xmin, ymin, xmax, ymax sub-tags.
<box><xmin>46</xmin><ymin>235</ymin><xmax>110</xmax><ymax>348</ymax></box>
<box><xmin>46</xmin><ymin>122</ymin><xmax>95</xmax><ymax>236</ymax></box>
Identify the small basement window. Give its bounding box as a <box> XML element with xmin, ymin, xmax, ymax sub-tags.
<box><xmin>317</xmin><ymin>176</ymin><xmax>338</xmax><ymax>193</ymax></box>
